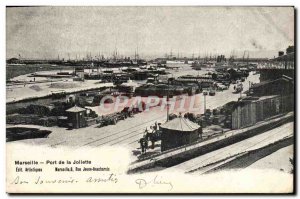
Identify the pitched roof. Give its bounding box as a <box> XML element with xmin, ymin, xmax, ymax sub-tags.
<box><xmin>251</xmin><ymin>75</ymin><xmax>294</xmax><ymax>89</ymax></box>
<box><xmin>160</xmin><ymin>117</ymin><xmax>200</xmax><ymax>132</ymax></box>
<box><xmin>66</xmin><ymin>105</ymin><xmax>86</xmax><ymax>113</ymax></box>
<box><xmin>272</xmin><ymin>52</ymin><xmax>294</xmax><ymax>61</ymax></box>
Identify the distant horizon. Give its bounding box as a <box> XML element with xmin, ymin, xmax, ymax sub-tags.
<box><xmin>6</xmin><ymin>48</ymin><xmax>291</xmax><ymax>61</ymax></box>
<box><xmin>7</xmin><ymin>7</ymin><xmax>294</xmax><ymax>60</ymax></box>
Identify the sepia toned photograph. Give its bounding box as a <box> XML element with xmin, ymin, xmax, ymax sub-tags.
<box><xmin>5</xmin><ymin>6</ymin><xmax>295</xmax><ymax>194</ymax></box>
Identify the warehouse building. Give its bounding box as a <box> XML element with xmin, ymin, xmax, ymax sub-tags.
<box><xmin>249</xmin><ymin>75</ymin><xmax>294</xmax><ymax>97</ymax></box>
<box><xmin>258</xmin><ymin>46</ymin><xmax>294</xmax><ymax>82</ymax></box>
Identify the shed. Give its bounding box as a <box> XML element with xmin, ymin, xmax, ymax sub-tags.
<box><xmin>231</xmin><ymin>94</ymin><xmax>294</xmax><ymax>129</ymax></box>
<box><xmin>65</xmin><ymin>105</ymin><xmax>86</xmax><ymax>129</ymax></box>
<box><xmin>160</xmin><ymin>116</ymin><xmax>201</xmax><ymax>151</ymax></box>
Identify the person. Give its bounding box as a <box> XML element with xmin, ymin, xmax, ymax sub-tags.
<box><xmin>139</xmin><ymin>138</ymin><xmax>145</xmax><ymax>154</ymax></box>
<box><xmin>144</xmin><ymin>128</ymin><xmax>149</xmax><ymax>137</ymax></box>
<box><xmin>154</xmin><ymin>122</ymin><xmax>158</xmax><ymax>130</ymax></box>
<box><xmin>198</xmin><ymin>127</ymin><xmax>203</xmax><ymax>140</ymax></box>
<box><xmin>140</xmin><ymin>129</ymin><xmax>149</xmax><ymax>154</ymax></box>
<box><xmin>149</xmin><ymin>126</ymin><xmax>156</xmax><ymax>149</ymax></box>
<box><xmin>139</xmin><ymin>136</ymin><xmax>148</xmax><ymax>154</ymax></box>
<box><xmin>144</xmin><ymin>138</ymin><xmax>148</xmax><ymax>152</ymax></box>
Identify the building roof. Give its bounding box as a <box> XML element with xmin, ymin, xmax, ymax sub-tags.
<box><xmin>160</xmin><ymin>116</ymin><xmax>200</xmax><ymax>132</ymax></box>
<box><xmin>251</xmin><ymin>75</ymin><xmax>293</xmax><ymax>89</ymax></box>
<box><xmin>66</xmin><ymin>105</ymin><xmax>86</xmax><ymax>113</ymax></box>
<box><xmin>240</xmin><ymin>95</ymin><xmax>279</xmax><ymax>103</ymax></box>
<box><xmin>272</xmin><ymin>52</ymin><xmax>294</xmax><ymax>61</ymax></box>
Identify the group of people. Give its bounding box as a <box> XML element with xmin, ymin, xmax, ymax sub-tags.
<box><xmin>139</xmin><ymin>122</ymin><xmax>161</xmax><ymax>154</ymax></box>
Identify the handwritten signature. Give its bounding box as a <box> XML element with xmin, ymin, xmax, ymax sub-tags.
<box><xmin>135</xmin><ymin>175</ymin><xmax>173</xmax><ymax>191</ymax></box>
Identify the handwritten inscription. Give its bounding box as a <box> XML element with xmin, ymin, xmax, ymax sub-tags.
<box><xmin>86</xmin><ymin>173</ymin><xmax>118</xmax><ymax>183</ymax></box>
<box><xmin>10</xmin><ymin>173</ymin><xmax>118</xmax><ymax>185</ymax></box>
<box><xmin>135</xmin><ymin>175</ymin><xmax>173</xmax><ymax>191</ymax></box>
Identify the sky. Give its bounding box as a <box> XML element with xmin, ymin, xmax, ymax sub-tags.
<box><xmin>6</xmin><ymin>6</ymin><xmax>294</xmax><ymax>60</ymax></box>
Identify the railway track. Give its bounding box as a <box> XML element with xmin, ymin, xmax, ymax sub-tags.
<box><xmin>93</xmin><ymin>116</ymin><xmax>166</xmax><ymax>147</ymax></box>
<box><xmin>171</xmin><ymin>122</ymin><xmax>293</xmax><ymax>173</ymax></box>
<box><xmin>47</xmin><ymin>114</ymin><xmax>166</xmax><ymax>148</ymax></box>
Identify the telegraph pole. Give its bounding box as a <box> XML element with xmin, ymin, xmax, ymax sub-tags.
<box><xmin>203</xmin><ymin>91</ymin><xmax>207</xmax><ymax>114</ymax></box>
<box><xmin>240</xmin><ymin>85</ymin><xmax>243</xmax><ymax>99</ymax></box>
<box><xmin>167</xmin><ymin>79</ymin><xmax>170</xmax><ymax>121</ymax></box>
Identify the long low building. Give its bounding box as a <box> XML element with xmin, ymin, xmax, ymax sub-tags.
<box><xmin>231</xmin><ymin>94</ymin><xmax>294</xmax><ymax>129</ymax></box>
<box><xmin>249</xmin><ymin>75</ymin><xmax>294</xmax><ymax>97</ymax></box>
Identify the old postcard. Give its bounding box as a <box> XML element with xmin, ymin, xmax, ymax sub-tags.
<box><xmin>6</xmin><ymin>6</ymin><xmax>295</xmax><ymax>193</ymax></box>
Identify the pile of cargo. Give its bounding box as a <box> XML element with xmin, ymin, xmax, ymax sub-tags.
<box><xmin>96</xmin><ymin>112</ymin><xmax>129</xmax><ymax>127</ymax></box>
<box><xmin>134</xmin><ymin>83</ymin><xmax>200</xmax><ymax>97</ymax></box>
<box><xmin>96</xmin><ymin>105</ymin><xmax>143</xmax><ymax>128</ymax></box>
<box><xmin>18</xmin><ymin>104</ymin><xmax>55</xmax><ymax>116</ymax></box>
<box><xmin>135</xmin><ymin>84</ymin><xmax>180</xmax><ymax>97</ymax></box>
<box><xmin>170</xmin><ymin>102</ymin><xmax>237</xmax><ymax>130</ymax></box>
<box><xmin>6</xmin><ymin>127</ymin><xmax>52</xmax><ymax>142</ymax></box>
<box><xmin>8</xmin><ymin>101</ymin><xmax>99</xmax><ymax>128</ymax></box>
<box><xmin>7</xmin><ymin>114</ymin><xmax>58</xmax><ymax>127</ymax></box>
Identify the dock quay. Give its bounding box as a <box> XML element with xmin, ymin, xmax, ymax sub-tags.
<box><xmin>6</xmin><ymin>82</ymin><xmax>114</xmax><ymax>114</ymax></box>
<box><xmin>128</xmin><ymin>111</ymin><xmax>294</xmax><ymax>173</ymax></box>
<box><xmin>6</xmin><ymin>82</ymin><xmax>114</xmax><ymax>104</ymax></box>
